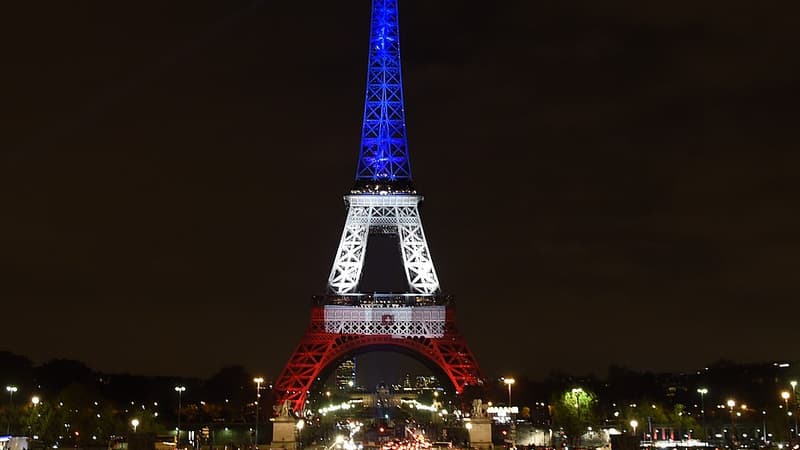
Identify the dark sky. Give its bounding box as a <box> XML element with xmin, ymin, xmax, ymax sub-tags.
<box><xmin>2</xmin><ymin>0</ymin><xmax>799</xmax><ymax>382</ymax></box>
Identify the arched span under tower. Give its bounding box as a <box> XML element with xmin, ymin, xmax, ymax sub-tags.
<box><xmin>273</xmin><ymin>298</ymin><xmax>484</xmax><ymax>413</ymax></box>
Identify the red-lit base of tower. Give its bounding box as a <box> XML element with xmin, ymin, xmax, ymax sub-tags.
<box><xmin>273</xmin><ymin>305</ymin><xmax>484</xmax><ymax>414</ymax></box>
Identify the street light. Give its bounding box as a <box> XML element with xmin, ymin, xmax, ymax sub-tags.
<box><xmin>131</xmin><ymin>419</ymin><xmax>140</xmax><ymax>433</ymax></box>
<box><xmin>175</xmin><ymin>386</ymin><xmax>186</xmax><ymax>446</ymax></box>
<box><xmin>503</xmin><ymin>378</ymin><xmax>515</xmax><ymax>406</ymax></box>
<box><xmin>253</xmin><ymin>377</ymin><xmax>265</xmax><ymax>448</ymax></box>
<box><xmin>783</xmin><ymin>391</ymin><xmax>792</xmax><ymax>442</ymax></box>
<box><xmin>630</xmin><ymin>420</ymin><xmax>638</xmax><ymax>437</ymax></box>
<box><xmin>30</xmin><ymin>396</ymin><xmax>41</xmax><ymax>439</ymax></box>
<box><xmin>727</xmin><ymin>399</ymin><xmax>737</xmax><ymax>448</ymax></box>
<box><xmin>296</xmin><ymin>419</ymin><xmax>305</xmax><ymax>443</ymax></box>
<box><xmin>6</xmin><ymin>386</ymin><xmax>18</xmax><ymax>435</ymax></box>
<box><xmin>792</xmin><ymin>382</ymin><xmax>799</xmax><ymax>443</ymax></box>
<box><xmin>697</xmin><ymin>388</ymin><xmax>708</xmax><ymax>437</ymax></box>
<box><xmin>503</xmin><ymin>378</ymin><xmax>516</xmax><ymax>448</ymax></box>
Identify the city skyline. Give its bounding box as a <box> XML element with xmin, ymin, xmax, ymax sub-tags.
<box><xmin>2</xmin><ymin>0</ymin><xmax>798</xmax><ymax>380</ymax></box>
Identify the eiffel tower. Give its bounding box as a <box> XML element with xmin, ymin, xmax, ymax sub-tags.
<box><xmin>272</xmin><ymin>0</ymin><xmax>485</xmax><ymax>414</ymax></box>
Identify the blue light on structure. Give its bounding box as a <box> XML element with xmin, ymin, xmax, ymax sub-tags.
<box><xmin>355</xmin><ymin>0</ymin><xmax>412</xmax><ymax>184</ymax></box>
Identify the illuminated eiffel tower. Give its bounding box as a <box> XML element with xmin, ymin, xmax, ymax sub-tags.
<box><xmin>273</xmin><ymin>0</ymin><xmax>485</xmax><ymax>414</ymax></box>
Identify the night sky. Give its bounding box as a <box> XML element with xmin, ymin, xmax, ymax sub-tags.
<box><xmin>2</xmin><ymin>0</ymin><xmax>799</xmax><ymax>382</ymax></box>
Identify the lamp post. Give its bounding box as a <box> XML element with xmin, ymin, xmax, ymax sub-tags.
<box><xmin>296</xmin><ymin>419</ymin><xmax>305</xmax><ymax>447</ymax></box>
<box><xmin>30</xmin><ymin>396</ymin><xmax>40</xmax><ymax>438</ymax></box>
<box><xmin>503</xmin><ymin>378</ymin><xmax>516</xmax><ymax>448</ymax></box>
<box><xmin>253</xmin><ymin>377</ymin><xmax>264</xmax><ymax>448</ymax></box>
<box><xmin>727</xmin><ymin>399</ymin><xmax>736</xmax><ymax>448</ymax></box>
<box><xmin>131</xmin><ymin>419</ymin><xmax>140</xmax><ymax>433</ymax></box>
<box><xmin>697</xmin><ymin>388</ymin><xmax>708</xmax><ymax>437</ymax></box>
<box><xmin>175</xmin><ymin>386</ymin><xmax>186</xmax><ymax>446</ymax></box>
<box><xmin>504</xmin><ymin>378</ymin><xmax>515</xmax><ymax>406</ymax></box>
<box><xmin>630</xmin><ymin>420</ymin><xmax>638</xmax><ymax>438</ymax></box>
<box><xmin>782</xmin><ymin>391</ymin><xmax>791</xmax><ymax>443</ymax></box>
<box><xmin>792</xmin><ymin>381</ymin><xmax>798</xmax><ymax>443</ymax></box>
<box><xmin>6</xmin><ymin>386</ymin><xmax>18</xmax><ymax>435</ymax></box>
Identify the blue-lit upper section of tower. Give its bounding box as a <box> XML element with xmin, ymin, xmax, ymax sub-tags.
<box><xmin>354</xmin><ymin>0</ymin><xmax>413</xmax><ymax>192</ymax></box>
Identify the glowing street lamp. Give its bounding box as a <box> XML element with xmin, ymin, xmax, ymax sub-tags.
<box><xmin>727</xmin><ymin>400</ymin><xmax>737</xmax><ymax>448</ymax></box>
<box><xmin>782</xmin><ymin>391</ymin><xmax>792</xmax><ymax>442</ymax></box>
<box><xmin>630</xmin><ymin>420</ymin><xmax>638</xmax><ymax>437</ymax></box>
<box><xmin>6</xmin><ymin>386</ymin><xmax>18</xmax><ymax>435</ymax></box>
<box><xmin>175</xmin><ymin>386</ymin><xmax>186</xmax><ymax>445</ymax></box>
<box><xmin>503</xmin><ymin>378</ymin><xmax>515</xmax><ymax>406</ymax></box>
<box><xmin>791</xmin><ymin>382</ymin><xmax>799</xmax><ymax>442</ymax></box>
<box><xmin>503</xmin><ymin>378</ymin><xmax>517</xmax><ymax>448</ymax></box>
<box><xmin>131</xmin><ymin>419</ymin><xmax>140</xmax><ymax>433</ymax></box>
<box><xmin>253</xmin><ymin>377</ymin><xmax>265</xmax><ymax>447</ymax></box>
<box><xmin>29</xmin><ymin>396</ymin><xmax>41</xmax><ymax>439</ymax></box>
<box><xmin>697</xmin><ymin>388</ymin><xmax>708</xmax><ymax>437</ymax></box>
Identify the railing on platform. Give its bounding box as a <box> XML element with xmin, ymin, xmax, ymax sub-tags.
<box><xmin>313</xmin><ymin>293</ymin><xmax>453</xmax><ymax>307</ymax></box>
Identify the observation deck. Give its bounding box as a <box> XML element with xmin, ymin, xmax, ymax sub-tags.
<box><xmin>313</xmin><ymin>293</ymin><xmax>453</xmax><ymax>307</ymax></box>
<box><xmin>350</xmin><ymin>180</ymin><xmax>416</xmax><ymax>195</ymax></box>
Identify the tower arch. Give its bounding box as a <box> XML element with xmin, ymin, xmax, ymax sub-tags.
<box><xmin>272</xmin><ymin>303</ymin><xmax>484</xmax><ymax>414</ymax></box>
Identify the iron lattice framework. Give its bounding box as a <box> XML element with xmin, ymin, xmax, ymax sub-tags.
<box><xmin>272</xmin><ymin>0</ymin><xmax>485</xmax><ymax>415</ymax></box>
<box><xmin>356</xmin><ymin>0</ymin><xmax>411</xmax><ymax>184</ymax></box>
<box><xmin>328</xmin><ymin>195</ymin><xmax>439</xmax><ymax>295</ymax></box>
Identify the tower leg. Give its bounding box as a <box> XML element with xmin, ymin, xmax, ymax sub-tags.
<box><xmin>396</xmin><ymin>205</ymin><xmax>439</xmax><ymax>294</ymax></box>
<box><xmin>328</xmin><ymin>205</ymin><xmax>371</xmax><ymax>293</ymax></box>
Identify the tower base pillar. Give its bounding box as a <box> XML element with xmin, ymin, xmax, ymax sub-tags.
<box><xmin>468</xmin><ymin>418</ymin><xmax>493</xmax><ymax>450</ymax></box>
<box><xmin>271</xmin><ymin>417</ymin><xmax>298</xmax><ymax>450</ymax></box>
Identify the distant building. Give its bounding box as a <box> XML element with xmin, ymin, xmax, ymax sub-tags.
<box><xmin>335</xmin><ymin>358</ymin><xmax>357</xmax><ymax>390</ymax></box>
<box><xmin>398</xmin><ymin>373</ymin><xmax>442</xmax><ymax>391</ymax></box>
<box><xmin>415</xmin><ymin>375</ymin><xmax>439</xmax><ymax>389</ymax></box>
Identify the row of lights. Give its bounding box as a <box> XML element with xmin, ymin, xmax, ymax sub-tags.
<box><xmin>7</xmin><ymin>380</ymin><xmax>267</xmax><ymax>441</ymax></box>
<box><xmin>11</xmin><ymin>378</ymin><xmax>799</xmax><ymax>443</ymax></box>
